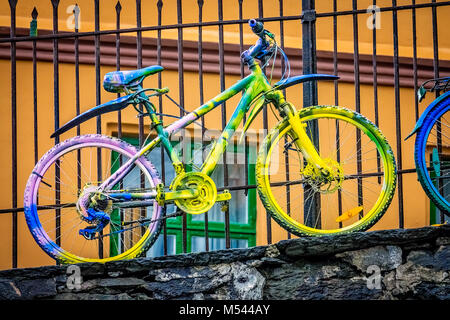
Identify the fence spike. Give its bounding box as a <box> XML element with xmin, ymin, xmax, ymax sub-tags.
<box><xmin>8</xmin><ymin>0</ymin><xmax>17</xmax><ymax>8</ymax></box>
<box><xmin>73</xmin><ymin>4</ymin><xmax>80</xmax><ymax>30</ymax></box>
<box><xmin>73</xmin><ymin>4</ymin><xmax>80</xmax><ymax>14</ymax></box>
<box><xmin>30</xmin><ymin>7</ymin><xmax>38</xmax><ymax>36</ymax></box>
<box><xmin>31</xmin><ymin>7</ymin><xmax>38</xmax><ymax>19</ymax></box>
<box><xmin>115</xmin><ymin>1</ymin><xmax>122</xmax><ymax>12</ymax></box>
<box><xmin>51</xmin><ymin>0</ymin><xmax>60</xmax><ymax>8</ymax></box>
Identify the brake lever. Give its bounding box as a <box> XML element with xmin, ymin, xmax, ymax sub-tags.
<box><xmin>265</xmin><ymin>30</ymin><xmax>275</xmax><ymax>40</ymax></box>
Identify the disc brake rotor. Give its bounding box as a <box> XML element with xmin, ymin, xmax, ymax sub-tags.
<box><xmin>302</xmin><ymin>158</ymin><xmax>344</xmax><ymax>194</ymax></box>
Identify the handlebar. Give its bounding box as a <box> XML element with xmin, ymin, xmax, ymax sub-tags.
<box><xmin>249</xmin><ymin>19</ymin><xmax>265</xmax><ymax>38</ymax></box>
<box><xmin>241</xmin><ymin>19</ymin><xmax>275</xmax><ymax>67</ymax></box>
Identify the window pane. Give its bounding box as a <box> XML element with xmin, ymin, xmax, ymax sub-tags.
<box><xmin>146</xmin><ymin>234</ymin><xmax>176</xmax><ymax>257</ymax></box>
<box><xmin>435</xmin><ymin>183</ymin><xmax>450</xmax><ymax>223</ymax></box>
<box><xmin>191</xmin><ymin>235</ymin><xmax>248</xmax><ymax>253</ymax></box>
<box><xmin>435</xmin><ymin>211</ymin><xmax>450</xmax><ymax>224</ymax></box>
<box><xmin>231</xmin><ymin>238</ymin><xmax>248</xmax><ymax>249</ymax></box>
<box><xmin>111</xmin><ymin>153</ymin><xmax>161</xmax><ymax>255</ymax></box>
<box><xmin>191</xmin><ymin>235</ymin><xmax>210</xmax><ymax>253</ymax></box>
<box><xmin>120</xmin><ymin>141</ymin><xmax>252</xmax><ymax>227</ymax></box>
<box><xmin>192</xmin><ymin>163</ymin><xmax>249</xmax><ymax>224</ymax></box>
<box><xmin>144</xmin><ymin>147</ymin><xmax>179</xmax><ymax>223</ymax></box>
<box><xmin>432</xmin><ymin>164</ymin><xmax>450</xmax><ymax>224</ymax></box>
<box><xmin>147</xmin><ymin>147</ymin><xmax>176</xmax><ymax>184</ymax></box>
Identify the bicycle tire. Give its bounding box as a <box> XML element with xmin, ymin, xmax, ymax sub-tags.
<box><xmin>414</xmin><ymin>98</ymin><xmax>450</xmax><ymax>217</ymax></box>
<box><xmin>24</xmin><ymin>134</ymin><xmax>163</xmax><ymax>264</ymax></box>
<box><xmin>256</xmin><ymin>105</ymin><xmax>397</xmax><ymax>236</ymax></box>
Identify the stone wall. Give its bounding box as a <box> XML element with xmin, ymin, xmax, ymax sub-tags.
<box><xmin>0</xmin><ymin>225</ymin><xmax>449</xmax><ymax>300</ymax></box>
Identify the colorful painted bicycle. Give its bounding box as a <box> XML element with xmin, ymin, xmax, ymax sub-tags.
<box><xmin>406</xmin><ymin>77</ymin><xmax>450</xmax><ymax>220</ymax></box>
<box><xmin>24</xmin><ymin>20</ymin><xmax>397</xmax><ymax>264</ymax></box>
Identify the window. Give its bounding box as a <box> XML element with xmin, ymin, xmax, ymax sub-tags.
<box><xmin>112</xmin><ymin>136</ymin><xmax>257</xmax><ymax>257</ymax></box>
<box><xmin>190</xmin><ymin>232</ymin><xmax>250</xmax><ymax>253</ymax></box>
<box><xmin>430</xmin><ymin>154</ymin><xmax>450</xmax><ymax>225</ymax></box>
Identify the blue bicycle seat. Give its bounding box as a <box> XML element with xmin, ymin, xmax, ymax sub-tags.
<box><xmin>103</xmin><ymin>65</ymin><xmax>164</xmax><ymax>93</ymax></box>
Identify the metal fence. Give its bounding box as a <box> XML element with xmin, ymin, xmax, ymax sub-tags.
<box><xmin>1</xmin><ymin>0</ymin><xmax>450</xmax><ymax>269</ymax></box>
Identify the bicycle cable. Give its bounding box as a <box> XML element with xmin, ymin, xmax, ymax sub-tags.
<box><xmin>91</xmin><ymin>209</ymin><xmax>185</xmax><ymax>240</ymax></box>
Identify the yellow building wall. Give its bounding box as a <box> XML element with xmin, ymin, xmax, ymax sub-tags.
<box><xmin>0</xmin><ymin>0</ymin><xmax>448</xmax><ymax>269</ymax></box>
<box><xmin>1</xmin><ymin>0</ymin><xmax>449</xmax><ymax>59</ymax></box>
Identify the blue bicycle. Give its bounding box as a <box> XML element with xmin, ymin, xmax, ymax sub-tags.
<box><xmin>406</xmin><ymin>77</ymin><xmax>450</xmax><ymax>221</ymax></box>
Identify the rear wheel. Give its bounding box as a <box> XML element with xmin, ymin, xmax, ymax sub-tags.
<box><xmin>256</xmin><ymin>106</ymin><xmax>397</xmax><ymax>236</ymax></box>
<box><xmin>24</xmin><ymin>134</ymin><xmax>163</xmax><ymax>264</ymax></box>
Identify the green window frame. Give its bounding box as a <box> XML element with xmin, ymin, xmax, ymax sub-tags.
<box><xmin>112</xmin><ymin>135</ymin><xmax>257</xmax><ymax>256</ymax></box>
<box><xmin>429</xmin><ymin>196</ymin><xmax>450</xmax><ymax>225</ymax></box>
<box><xmin>429</xmin><ymin>157</ymin><xmax>450</xmax><ymax>225</ymax></box>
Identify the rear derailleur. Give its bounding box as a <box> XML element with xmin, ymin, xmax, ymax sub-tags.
<box><xmin>78</xmin><ymin>191</ymin><xmax>111</xmax><ymax>240</ymax></box>
<box><xmin>78</xmin><ymin>207</ymin><xmax>111</xmax><ymax>240</ymax></box>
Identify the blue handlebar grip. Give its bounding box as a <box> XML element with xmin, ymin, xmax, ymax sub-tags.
<box><xmin>249</xmin><ymin>19</ymin><xmax>257</xmax><ymax>27</ymax></box>
<box><xmin>249</xmin><ymin>19</ymin><xmax>264</xmax><ymax>36</ymax></box>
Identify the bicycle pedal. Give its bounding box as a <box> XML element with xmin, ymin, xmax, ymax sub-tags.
<box><xmin>431</xmin><ymin>222</ymin><xmax>448</xmax><ymax>227</ymax></box>
<box><xmin>335</xmin><ymin>206</ymin><xmax>363</xmax><ymax>223</ymax></box>
<box><xmin>220</xmin><ymin>202</ymin><xmax>229</xmax><ymax>212</ymax></box>
<box><xmin>79</xmin><ymin>225</ymin><xmax>98</xmax><ymax>240</ymax></box>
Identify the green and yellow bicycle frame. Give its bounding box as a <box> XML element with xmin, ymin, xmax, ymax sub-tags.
<box><xmin>94</xmin><ymin>61</ymin><xmax>336</xmax><ymax>212</ymax></box>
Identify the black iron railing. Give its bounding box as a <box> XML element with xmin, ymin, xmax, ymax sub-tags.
<box><xmin>1</xmin><ymin>0</ymin><xmax>450</xmax><ymax>268</ymax></box>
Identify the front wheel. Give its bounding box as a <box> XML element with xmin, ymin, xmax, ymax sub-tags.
<box><xmin>414</xmin><ymin>99</ymin><xmax>450</xmax><ymax>218</ymax></box>
<box><xmin>256</xmin><ymin>105</ymin><xmax>397</xmax><ymax>236</ymax></box>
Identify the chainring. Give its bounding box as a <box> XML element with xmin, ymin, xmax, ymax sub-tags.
<box><xmin>170</xmin><ymin>172</ymin><xmax>217</xmax><ymax>214</ymax></box>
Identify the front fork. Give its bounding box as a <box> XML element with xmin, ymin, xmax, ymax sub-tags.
<box><xmin>270</xmin><ymin>91</ymin><xmax>331</xmax><ymax>175</ymax></box>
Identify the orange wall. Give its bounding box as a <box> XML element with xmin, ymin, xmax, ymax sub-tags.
<box><xmin>0</xmin><ymin>0</ymin><xmax>448</xmax><ymax>269</ymax></box>
<box><xmin>1</xmin><ymin>0</ymin><xmax>449</xmax><ymax>59</ymax></box>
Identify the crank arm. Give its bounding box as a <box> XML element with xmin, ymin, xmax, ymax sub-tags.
<box><xmin>216</xmin><ymin>190</ymin><xmax>232</xmax><ymax>202</ymax></box>
<box><xmin>109</xmin><ymin>188</ymin><xmax>200</xmax><ymax>207</ymax></box>
<box><xmin>165</xmin><ymin>189</ymin><xmax>200</xmax><ymax>201</ymax></box>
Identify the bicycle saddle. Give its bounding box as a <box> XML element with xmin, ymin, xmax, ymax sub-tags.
<box><xmin>103</xmin><ymin>65</ymin><xmax>164</xmax><ymax>93</ymax></box>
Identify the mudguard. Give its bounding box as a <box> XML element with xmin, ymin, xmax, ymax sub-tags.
<box><xmin>50</xmin><ymin>94</ymin><xmax>133</xmax><ymax>138</ymax></box>
<box><xmin>273</xmin><ymin>74</ymin><xmax>339</xmax><ymax>90</ymax></box>
<box><xmin>405</xmin><ymin>90</ymin><xmax>450</xmax><ymax>140</ymax></box>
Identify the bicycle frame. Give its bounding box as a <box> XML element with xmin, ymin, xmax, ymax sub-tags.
<box><xmin>100</xmin><ymin>63</ymin><xmax>268</xmax><ymax>194</ymax></box>
<box><xmin>97</xmin><ymin>62</ymin><xmax>330</xmax><ymax>205</ymax></box>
